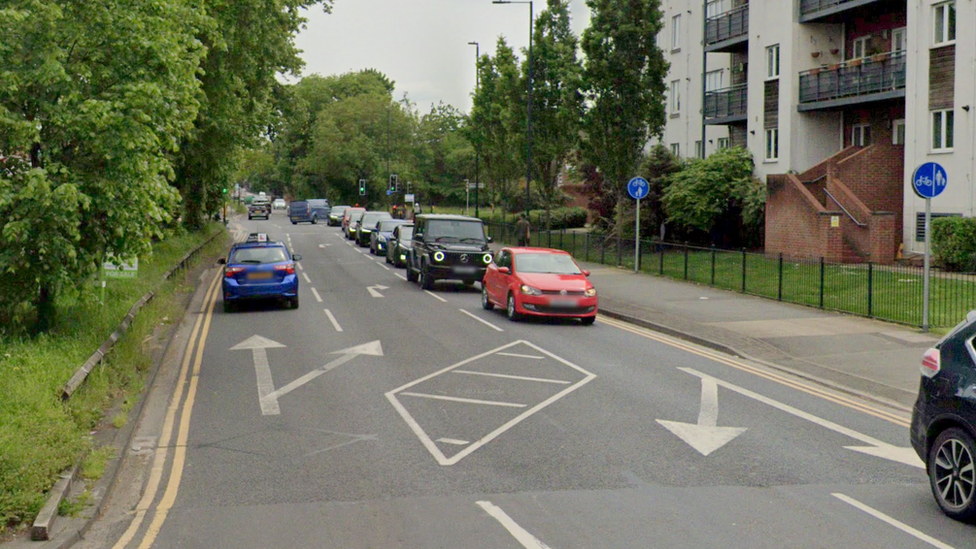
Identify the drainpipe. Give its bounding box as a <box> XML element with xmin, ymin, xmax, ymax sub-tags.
<box><xmin>701</xmin><ymin>0</ymin><xmax>708</xmax><ymax>158</ymax></box>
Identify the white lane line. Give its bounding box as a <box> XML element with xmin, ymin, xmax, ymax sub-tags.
<box><xmin>324</xmin><ymin>309</ymin><xmax>343</xmax><ymax>332</ymax></box>
<box><xmin>476</xmin><ymin>501</ymin><xmax>552</xmax><ymax>549</ymax></box>
<box><xmin>379</xmin><ymin>263</ymin><xmax>391</xmax><ymax>271</ymax></box>
<box><xmin>297</xmin><ymin>262</ymin><xmax>304</xmax><ymax>271</ymax></box>
<box><xmin>497</xmin><ymin>352</ymin><xmax>545</xmax><ymax>360</ymax></box>
<box><xmin>394</xmin><ymin>273</ymin><xmax>407</xmax><ymax>281</ymax></box>
<box><xmin>460</xmin><ymin>309</ymin><xmax>504</xmax><ymax>332</ymax></box>
<box><xmin>302</xmin><ymin>272</ymin><xmax>311</xmax><ymax>284</ymax></box>
<box><xmin>319</xmin><ymin>244</ymin><xmax>326</xmax><ymax>248</ymax></box>
<box><xmin>310</xmin><ymin>288</ymin><xmax>323</xmax><ymax>303</ymax></box>
<box><xmin>424</xmin><ymin>290</ymin><xmax>448</xmax><ymax>303</ymax></box>
<box><xmin>832</xmin><ymin>494</ymin><xmax>956</xmax><ymax>549</ymax></box>
<box><xmin>436</xmin><ymin>438</ymin><xmax>470</xmax><ymax>445</ymax></box>
<box><xmin>453</xmin><ymin>370</ymin><xmax>571</xmax><ymax>385</ymax></box>
<box><xmin>399</xmin><ymin>392</ymin><xmax>526</xmax><ymax>408</ymax></box>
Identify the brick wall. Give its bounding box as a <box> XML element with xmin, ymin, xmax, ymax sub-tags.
<box><xmin>835</xmin><ymin>140</ymin><xmax>904</xmax><ymax>249</ymax></box>
<box><xmin>766</xmin><ymin>174</ymin><xmax>844</xmax><ymax>262</ymax></box>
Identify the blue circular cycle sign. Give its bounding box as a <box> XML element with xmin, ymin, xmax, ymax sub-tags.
<box><xmin>912</xmin><ymin>162</ymin><xmax>948</xmax><ymax>199</ymax></box>
<box><xmin>627</xmin><ymin>177</ymin><xmax>650</xmax><ymax>200</ymax></box>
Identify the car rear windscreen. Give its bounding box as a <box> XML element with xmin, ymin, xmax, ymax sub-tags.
<box><xmin>231</xmin><ymin>247</ymin><xmax>289</xmax><ymax>264</ymax></box>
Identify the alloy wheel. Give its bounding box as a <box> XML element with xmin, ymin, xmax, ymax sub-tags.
<box><xmin>933</xmin><ymin>435</ymin><xmax>976</xmax><ymax>511</ymax></box>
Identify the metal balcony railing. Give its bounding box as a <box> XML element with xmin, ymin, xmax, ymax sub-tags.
<box><xmin>798</xmin><ymin>51</ymin><xmax>906</xmax><ymax>106</ymax></box>
<box><xmin>704</xmin><ymin>84</ymin><xmax>748</xmax><ymax>120</ymax></box>
<box><xmin>705</xmin><ymin>4</ymin><xmax>749</xmax><ymax>48</ymax></box>
<box><xmin>800</xmin><ymin>0</ymin><xmax>879</xmax><ymax>19</ymax></box>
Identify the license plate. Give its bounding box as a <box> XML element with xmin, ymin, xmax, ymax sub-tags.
<box><xmin>248</xmin><ymin>272</ymin><xmax>273</xmax><ymax>280</ymax></box>
<box><xmin>549</xmin><ymin>298</ymin><xmax>578</xmax><ymax>307</ymax></box>
<box><xmin>454</xmin><ymin>266</ymin><xmax>477</xmax><ymax>274</ymax></box>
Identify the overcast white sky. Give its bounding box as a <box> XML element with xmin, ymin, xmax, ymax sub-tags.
<box><xmin>292</xmin><ymin>0</ymin><xmax>591</xmax><ymax>113</ymax></box>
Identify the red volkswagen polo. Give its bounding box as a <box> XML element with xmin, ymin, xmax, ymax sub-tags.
<box><xmin>482</xmin><ymin>247</ymin><xmax>598</xmax><ymax>325</ymax></box>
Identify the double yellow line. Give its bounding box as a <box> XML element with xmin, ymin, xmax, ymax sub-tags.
<box><xmin>597</xmin><ymin>315</ymin><xmax>911</xmax><ymax>427</ymax></box>
<box><xmin>112</xmin><ymin>268</ymin><xmax>223</xmax><ymax>549</ymax></box>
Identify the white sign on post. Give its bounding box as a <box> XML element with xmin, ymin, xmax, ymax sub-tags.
<box><xmin>103</xmin><ymin>257</ymin><xmax>139</xmax><ymax>279</ymax></box>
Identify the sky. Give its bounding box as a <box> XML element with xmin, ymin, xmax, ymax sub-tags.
<box><xmin>291</xmin><ymin>0</ymin><xmax>591</xmax><ymax>114</ymax></box>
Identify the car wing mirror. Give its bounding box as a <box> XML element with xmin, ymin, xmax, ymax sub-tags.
<box><xmin>218</xmin><ymin>258</ymin><xmax>227</xmax><ymax>265</ymax></box>
<box><xmin>486</xmin><ymin>235</ymin><xmax>493</xmax><ymax>243</ymax></box>
<box><xmin>583</xmin><ymin>270</ymin><xmax>590</xmax><ymax>277</ymax></box>
<box><xmin>292</xmin><ymin>254</ymin><xmax>302</xmax><ymax>261</ymax></box>
<box><xmin>498</xmin><ymin>266</ymin><xmax>510</xmax><ymax>275</ymax></box>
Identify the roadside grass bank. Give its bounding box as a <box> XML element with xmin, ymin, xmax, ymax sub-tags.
<box><xmin>0</xmin><ymin>224</ymin><xmax>229</xmax><ymax>534</ymax></box>
<box><xmin>486</xmin><ymin>223</ymin><xmax>974</xmax><ymax>328</ymax></box>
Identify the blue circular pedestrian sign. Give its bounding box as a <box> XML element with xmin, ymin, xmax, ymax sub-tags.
<box><xmin>912</xmin><ymin>162</ymin><xmax>948</xmax><ymax>199</ymax></box>
<box><xmin>627</xmin><ymin>177</ymin><xmax>650</xmax><ymax>200</ymax></box>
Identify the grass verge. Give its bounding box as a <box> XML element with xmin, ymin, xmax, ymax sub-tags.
<box><xmin>0</xmin><ymin>224</ymin><xmax>229</xmax><ymax>534</ymax></box>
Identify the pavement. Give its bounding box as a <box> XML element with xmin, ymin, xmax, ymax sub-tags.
<box><xmin>582</xmin><ymin>261</ymin><xmax>938</xmax><ymax>411</ymax></box>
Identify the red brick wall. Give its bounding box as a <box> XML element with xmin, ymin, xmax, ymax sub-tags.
<box><xmin>835</xmin><ymin>140</ymin><xmax>904</xmax><ymax>249</ymax></box>
<box><xmin>766</xmin><ymin>174</ymin><xmax>844</xmax><ymax>262</ymax></box>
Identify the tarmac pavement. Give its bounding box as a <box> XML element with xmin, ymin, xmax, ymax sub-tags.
<box><xmin>583</xmin><ymin>261</ymin><xmax>939</xmax><ymax>411</ymax></box>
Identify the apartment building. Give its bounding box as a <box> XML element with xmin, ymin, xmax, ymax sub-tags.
<box><xmin>657</xmin><ymin>0</ymin><xmax>975</xmax><ymax>262</ymax></box>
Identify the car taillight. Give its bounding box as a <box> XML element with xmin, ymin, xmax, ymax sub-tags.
<box><xmin>274</xmin><ymin>263</ymin><xmax>295</xmax><ymax>275</ymax></box>
<box><xmin>921</xmin><ymin>347</ymin><xmax>941</xmax><ymax>378</ymax></box>
<box><xmin>224</xmin><ymin>267</ymin><xmax>245</xmax><ymax>277</ymax></box>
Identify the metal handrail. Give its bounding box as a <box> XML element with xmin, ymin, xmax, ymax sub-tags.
<box><xmin>824</xmin><ymin>189</ymin><xmax>867</xmax><ymax>227</ymax></box>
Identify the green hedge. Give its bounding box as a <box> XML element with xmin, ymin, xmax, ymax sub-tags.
<box><xmin>479</xmin><ymin>207</ymin><xmax>588</xmax><ymax>230</ymax></box>
<box><xmin>932</xmin><ymin>216</ymin><xmax>976</xmax><ymax>272</ymax></box>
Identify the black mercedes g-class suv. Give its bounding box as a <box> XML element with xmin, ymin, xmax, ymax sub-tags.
<box><xmin>406</xmin><ymin>214</ymin><xmax>492</xmax><ymax>290</ymax></box>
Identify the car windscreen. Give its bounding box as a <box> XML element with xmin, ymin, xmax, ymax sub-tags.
<box><xmin>361</xmin><ymin>213</ymin><xmax>391</xmax><ymax>226</ymax></box>
<box><xmin>425</xmin><ymin>220</ymin><xmax>486</xmax><ymax>243</ymax></box>
<box><xmin>398</xmin><ymin>226</ymin><xmax>414</xmax><ymax>240</ymax></box>
<box><xmin>230</xmin><ymin>246</ymin><xmax>289</xmax><ymax>265</ymax></box>
<box><xmin>378</xmin><ymin>220</ymin><xmax>404</xmax><ymax>232</ymax></box>
<box><xmin>331</xmin><ymin>206</ymin><xmax>348</xmax><ymax>215</ymax></box>
<box><xmin>308</xmin><ymin>199</ymin><xmax>329</xmax><ymax>208</ymax></box>
<box><xmin>514</xmin><ymin>253</ymin><xmax>582</xmax><ymax>275</ymax></box>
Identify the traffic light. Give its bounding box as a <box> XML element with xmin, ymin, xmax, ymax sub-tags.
<box><xmin>389</xmin><ymin>174</ymin><xmax>398</xmax><ymax>192</ymax></box>
<box><xmin>222</xmin><ymin>188</ymin><xmax>227</xmax><ymax>194</ymax></box>
<box><xmin>359</xmin><ymin>179</ymin><xmax>366</xmax><ymax>196</ymax></box>
<box><xmin>407</xmin><ymin>181</ymin><xmax>412</xmax><ymax>194</ymax></box>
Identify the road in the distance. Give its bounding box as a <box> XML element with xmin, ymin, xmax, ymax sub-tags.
<box><xmin>79</xmin><ymin>214</ymin><xmax>972</xmax><ymax>549</ymax></box>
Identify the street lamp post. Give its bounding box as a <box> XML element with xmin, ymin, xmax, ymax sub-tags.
<box><xmin>468</xmin><ymin>41</ymin><xmax>481</xmax><ymax>218</ymax></box>
<box><xmin>492</xmin><ymin>0</ymin><xmax>533</xmax><ymax>219</ymax></box>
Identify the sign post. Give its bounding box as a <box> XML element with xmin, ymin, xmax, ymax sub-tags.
<box><xmin>912</xmin><ymin>162</ymin><xmax>948</xmax><ymax>332</ymax></box>
<box><xmin>627</xmin><ymin>177</ymin><xmax>650</xmax><ymax>273</ymax></box>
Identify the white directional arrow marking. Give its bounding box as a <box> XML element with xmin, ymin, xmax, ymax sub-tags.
<box><xmin>231</xmin><ymin>335</ymin><xmax>286</xmax><ymax>415</ymax></box>
<box><xmin>657</xmin><ymin>377</ymin><xmax>747</xmax><ymax>456</ymax></box>
<box><xmin>367</xmin><ymin>284</ymin><xmax>389</xmax><ymax>298</ymax></box>
<box><xmin>263</xmin><ymin>341</ymin><xmax>383</xmax><ymax>410</ymax></box>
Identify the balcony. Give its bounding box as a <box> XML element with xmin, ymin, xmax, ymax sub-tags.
<box><xmin>798</xmin><ymin>51</ymin><xmax>906</xmax><ymax>111</ymax></box>
<box><xmin>704</xmin><ymin>84</ymin><xmax>748</xmax><ymax>124</ymax></box>
<box><xmin>705</xmin><ymin>4</ymin><xmax>748</xmax><ymax>53</ymax></box>
<box><xmin>799</xmin><ymin>0</ymin><xmax>886</xmax><ymax>23</ymax></box>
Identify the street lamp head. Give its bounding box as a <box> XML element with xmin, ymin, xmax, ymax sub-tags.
<box><xmin>492</xmin><ymin>1</ymin><xmax>510</xmax><ymax>3</ymax></box>
<box><xmin>468</xmin><ymin>41</ymin><xmax>479</xmax><ymax>46</ymax></box>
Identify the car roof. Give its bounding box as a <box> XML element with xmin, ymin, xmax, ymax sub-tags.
<box><xmin>231</xmin><ymin>240</ymin><xmax>286</xmax><ymax>251</ymax></box>
<box><xmin>289</xmin><ymin>200</ymin><xmax>307</xmax><ymax>205</ymax></box>
<box><xmin>417</xmin><ymin>214</ymin><xmax>482</xmax><ymax>222</ymax></box>
<box><xmin>506</xmin><ymin>247</ymin><xmax>571</xmax><ymax>256</ymax></box>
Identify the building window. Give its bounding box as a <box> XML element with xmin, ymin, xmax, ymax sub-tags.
<box><xmin>892</xmin><ymin>28</ymin><xmax>907</xmax><ymax>53</ymax></box>
<box><xmin>933</xmin><ymin>2</ymin><xmax>956</xmax><ymax>46</ymax></box>
<box><xmin>706</xmin><ymin>0</ymin><xmax>731</xmax><ymax>17</ymax></box>
<box><xmin>851</xmin><ymin>36</ymin><xmax>869</xmax><ymax>60</ymax></box>
<box><xmin>670</xmin><ymin>143</ymin><xmax>681</xmax><ymax>157</ymax></box>
<box><xmin>671</xmin><ymin>14</ymin><xmax>681</xmax><ymax>50</ymax></box>
<box><xmin>717</xmin><ymin>137</ymin><xmax>730</xmax><ymax>149</ymax></box>
<box><xmin>695</xmin><ymin>141</ymin><xmax>704</xmax><ymax>158</ymax></box>
<box><xmin>852</xmin><ymin>124</ymin><xmax>871</xmax><ymax>146</ymax></box>
<box><xmin>670</xmin><ymin>80</ymin><xmax>681</xmax><ymax>115</ymax></box>
<box><xmin>705</xmin><ymin>69</ymin><xmax>724</xmax><ymax>92</ymax></box>
<box><xmin>766</xmin><ymin>45</ymin><xmax>780</xmax><ymax>80</ymax></box>
<box><xmin>764</xmin><ymin>128</ymin><xmax>779</xmax><ymax>161</ymax></box>
<box><xmin>932</xmin><ymin>109</ymin><xmax>954</xmax><ymax>151</ymax></box>
<box><xmin>893</xmin><ymin>119</ymin><xmax>906</xmax><ymax>145</ymax></box>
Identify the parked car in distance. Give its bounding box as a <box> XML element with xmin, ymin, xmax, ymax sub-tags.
<box><xmin>307</xmin><ymin>199</ymin><xmax>331</xmax><ymax>222</ymax></box>
<box><xmin>406</xmin><ymin>214</ymin><xmax>492</xmax><ymax>290</ymax></box>
<box><xmin>219</xmin><ymin>236</ymin><xmax>302</xmax><ymax>312</ymax></box>
<box><xmin>342</xmin><ymin>207</ymin><xmax>365</xmax><ymax>237</ymax></box>
<box><xmin>345</xmin><ymin>209</ymin><xmax>367</xmax><ymax>240</ymax></box>
<box><xmin>387</xmin><ymin>224</ymin><xmax>414</xmax><ymax>267</ymax></box>
<box><xmin>911</xmin><ymin>310</ymin><xmax>976</xmax><ymax>522</ymax></box>
<box><xmin>482</xmin><ymin>247</ymin><xmax>597</xmax><ymax>325</ymax></box>
<box><xmin>371</xmin><ymin>219</ymin><xmax>409</xmax><ymax>255</ymax></box>
<box><xmin>272</xmin><ymin>198</ymin><xmax>286</xmax><ymax>210</ymax></box>
<box><xmin>328</xmin><ymin>205</ymin><xmax>349</xmax><ymax>226</ymax></box>
<box><xmin>288</xmin><ymin>201</ymin><xmax>317</xmax><ymax>224</ymax></box>
<box><xmin>248</xmin><ymin>197</ymin><xmax>271</xmax><ymax>220</ymax></box>
<box><xmin>356</xmin><ymin>211</ymin><xmax>393</xmax><ymax>247</ymax></box>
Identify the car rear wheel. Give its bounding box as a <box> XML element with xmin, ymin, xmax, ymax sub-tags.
<box><xmin>482</xmin><ymin>286</ymin><xmax>494</xmax><ymax>310</ymax></box>
<box><xmin>311</xmin><ymin>218</ymin><xmax>317</xmax><ymax>225</ymax></box>
<box><xmin>223</xmin><ymin>300</ymin><xmax>235</xmax><ymax>313</ymax></box>
<box><xmin>291</xmin><ymin>221</ymin><xmax>297</xmax><ymax>225</ymax></box>
<box><xmin>929</xmin><ymin>427</ymin><xmax>976</xmax><ymax>522</ymax></box>
<box><xmin>506</xmin><ymin>293</ymin><xmax>520</xmax><ymax>321</ymax></box>
<box><xmin>406</xmin><ymin>264</ymin><xmax>418</xmax><ymax>282</ymax></box>
<box><xmin>290</xmin><ymin>296</ymin><xmax>300</xmax><ymax>309</ymax></box>
<box><xmin>580</xmin><ymin>316</ymin><xmax>595</xmax><ymax>326</ymax></box>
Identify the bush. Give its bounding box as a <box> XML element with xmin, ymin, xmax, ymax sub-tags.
<box><xmin>478</xmin><ymin>207</ymin><xmax>588</xmax><ymax>230</ymax></box>
<box><xmin>932</xmin><ymin>217</ymin><xmax>976</xmax><ymax>272</ymax></box>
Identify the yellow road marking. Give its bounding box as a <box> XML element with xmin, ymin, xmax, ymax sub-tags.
<box><xmin>597</xmin><ymin>316</ymin><xmax>911</xmax><ymax>427</ymax></box>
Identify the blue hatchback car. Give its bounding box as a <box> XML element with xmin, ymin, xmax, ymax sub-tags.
<box><xmin>220</xmin><ymin>237</ymin><xmax>302</xmax><ymax>312</ymax></box>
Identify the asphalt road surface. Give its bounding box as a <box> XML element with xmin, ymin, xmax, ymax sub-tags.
<box><xmin>77</xmin><ymin>214</ymin><xmax>975</xmax><ymax>549</ymax></box>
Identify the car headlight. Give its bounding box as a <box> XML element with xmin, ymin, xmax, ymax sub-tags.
<box><xmin>378</xmin><ymin>235</ymin><xmax>387</xmax><ymax>243</ymax></box>
<box><xmin>433</xmin><ymin>251</ymin><xmax>445</xmax><ymax>262</ymax></box>
<box><xmin>584</xmin><ymin>288</ymin><xmax>597</xmax><ymax>297</ymax></box>
<box><xmin>482</xmin><ymin>253</ymin><xmax>492</xmax><ymax>264</ymax></box>
<box><xmin>520</xmin><ymin>285</ymin><xmax>542</xmax><ymax>296</ymax></box>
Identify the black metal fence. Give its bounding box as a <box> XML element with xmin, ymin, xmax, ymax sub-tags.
<box><xmin>485</xmin><ymin>222</ymin><xmax>976</xmax><ymax>328</ymax></box>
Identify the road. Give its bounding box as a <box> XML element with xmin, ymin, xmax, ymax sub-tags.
<box><xmin>77</xmin><ymin>214</ymin><xmax>973</xmax><ymax>549</ymax></box>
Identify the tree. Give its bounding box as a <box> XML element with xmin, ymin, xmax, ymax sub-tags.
<box><xmin>661</xmin><ymin>147</ymin><xmax>764</xmax><ymax>246</ymax></box>
<box><xmin>0</xmin><ymin>0</ymin><xmax>206</xmax><ymax>332</ymax></box>
<box><xmin>525</xmin><ymin>0</ymin><xmax>583</xmax><ymax>229</ymax></box>
<box><xmin>413</xmin><ymin>103</ymin><xmax>474</xmax><ymax>206</ymax></box>
<box><xmin>579</xmin><ymin>0</ymin><xmax>668</xmax><ymax>236</ymax></box>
